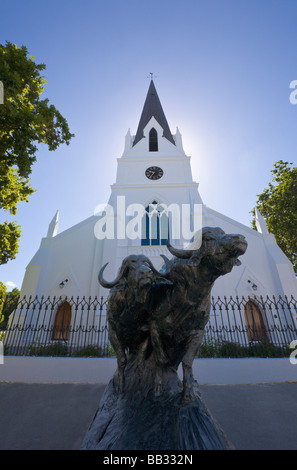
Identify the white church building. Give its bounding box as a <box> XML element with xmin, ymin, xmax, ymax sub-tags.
<box><xmin>9</xmin><ymin>80</ymin><xmax>297</xmax><ymax>352</ymax></box>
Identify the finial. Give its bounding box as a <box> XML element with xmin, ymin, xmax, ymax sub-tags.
<box><xmin>147</xmin><ymin>72</ymin><xmax>157</xmax><ymax>80</ymax></box>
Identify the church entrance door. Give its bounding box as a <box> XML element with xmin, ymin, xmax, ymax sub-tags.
<box><xmin>244</xmin><ymin>300</ymin><xmax>268</xmax><ymax>342</ymax></box>
<box><xmin>51</xmin><ymin>301</ymin><xmax>71</xmax><ymax>341</ymax></box>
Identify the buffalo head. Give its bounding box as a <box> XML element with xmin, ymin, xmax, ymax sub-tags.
<box><xmin>166</xmin><ymin>226</ymin><xmax>247</xmax><ymax>277</ymax></box>
<box><xmin>99</xmin><ymin>254</ymin><xmax>172</xmax><ymax>296</ymax></box>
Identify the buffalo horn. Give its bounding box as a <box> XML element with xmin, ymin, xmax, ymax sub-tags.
<box><xmin>150</xmin><ymin>263</ymin><xmax>168</xmax><ymax>277</ymax></box>
<box><xmin>166</xmin><ymin>240</ymin><xmax>194</xmax><ymax>259</ymax></box>
<box><xmin>160</xmin><ymin>254</ymin><xmax>171</xmax><ymax>267</ymax></box>
<box><xmin>98</xmin><ymin>263</ymin><xmax>122</xmax><ymax>288</ymax></box>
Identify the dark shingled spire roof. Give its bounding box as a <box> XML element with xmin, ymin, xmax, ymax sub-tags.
<box><xmin>133</xmin><ymin>80</ymin><xmax>175</xmax><ymax>147</ymax></box>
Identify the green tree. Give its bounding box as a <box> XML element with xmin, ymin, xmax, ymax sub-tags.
<box><xmin>251</xmin><ymin>160</ymin><xmax>297</xmax><ymax>274</ymax></box>
<box><xmin>0</xmin><ymin>221</ymin><xmax>22</xmax><ymax>264</ymax></box>
<box><xmin>0</xmin><ymin>286</ymin><xmax>20</xmax><ymax>329</ymax></box>
<box><xmin>0</xmin><ymin>41</ymin><xmax>74</xmax><ymax>264</ymax></box>
<box><xmin>0</xmin><ymin>281</ymin><xmax>6</xmax><ymax>316</ymax></box>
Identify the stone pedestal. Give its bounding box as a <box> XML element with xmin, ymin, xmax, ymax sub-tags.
<box><xmin>81</xmin><ymin>356</ymin><xmax>233</xmax><ymax>450</ymax></box>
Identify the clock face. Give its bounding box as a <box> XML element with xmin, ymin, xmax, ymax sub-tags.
<box><xmin>145</xmin><ymin>166</ymin><xmax>163</xmax><ymax>180</ymax></box>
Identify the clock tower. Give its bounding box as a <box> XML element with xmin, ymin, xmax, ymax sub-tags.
<box><xmin>99</xmin><ymin>79</ymin><xmax>203</xmax><ymax>282</ymax></box>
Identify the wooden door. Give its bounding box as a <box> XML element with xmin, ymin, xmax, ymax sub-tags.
<box><xmin>51</xmin><ymin>301</ymin><xmax>71</xmax><ymax>341</ymax></box>
<box><xmin>244</xmin><ymin>300</ymin><xmax>267</xmax><ymax>341</ymax></box>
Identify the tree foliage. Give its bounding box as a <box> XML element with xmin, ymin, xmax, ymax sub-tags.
<box><xmin>252</xmin><ymin>160</ymin><xmax>297</xmax><ymax>274</ymax></box>
<box><xmin>0</xmin><ymin>281</ymin><xmax>6</xmax><ymax>318</ymax></box>
<box><xmin>0</xmin><ymin>221</ymin><xmax>21</xmax><ymax>264</ymax></box>
<box><xmin>0</xmin><ymin>42</ymin><xmax>74</xmax><ymax>264</ymax></box>
<box><xmin>0</xmin><ymin>285</ymin><xmax>20</xmax><ymax>329</ymax></box>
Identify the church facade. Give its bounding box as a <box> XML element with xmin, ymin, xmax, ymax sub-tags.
<box><xmin>12</xmin><ymin>80</ymin><xmax>297</xmax><ymax>350</ymax></box>
<box><xmin>21</xmin><ymin>80</ymin><xmax>297</xmax><ymax>301</ymax></box>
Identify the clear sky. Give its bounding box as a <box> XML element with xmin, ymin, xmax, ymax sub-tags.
<box><xmin>1</xmin><ymin>0</ymin><xmax>297</xmax><ymax>291</ymax></box>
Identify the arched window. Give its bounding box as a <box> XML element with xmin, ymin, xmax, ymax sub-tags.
<box><xmin>51</xmin><ymin>301</ymin><xmax>72</xmax><ymax>341</ymax></box>
<box><xmin>244</xmin><ymin>300</ymin><xmax>267</xmax><ymax>342</ymax></box>
<box><xmin>149</xmin><ymin>128</ymin><xmax>158</xmax><ymax>152</ymax></box>
<box><xmin>141</xmin><ymin>201</ymin><xmax>168</xmax><ymax>246</ymax></box>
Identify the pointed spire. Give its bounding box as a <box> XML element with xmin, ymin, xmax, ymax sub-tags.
<box><xmin>124</xmin><ymin>128</ymin><xmax>132</xmax><ymax>152</ymax></box>
<box><xmin>174</xmin><ymin>127</ymin><xmax>184</xmax><ymax>151</ymax></box>
<box><xmin>47</xmin><ymin>210</ymin><xmax>59</xmax><ymax>237</ymax></box>
<box><xmin>133</xmin><ymin>80</ymin><xmax>175</xmax><ymax>147</ymax></box>
<box><xmin>255</xmin><ymin>208</ymin><xmax>269</xmax><ymax>235</ymax></box>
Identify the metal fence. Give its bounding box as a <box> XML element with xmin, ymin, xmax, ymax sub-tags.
<box><xmin>1</xmin><ymin>296</ymin><xmax>110</xmax><ymax>357</ymax></box>
<box><xmin>201</xmin><ymin>295</ymin><xmax>297</xmax><ymax>358</ymax></box>
<box><xmin>1</xmin><ymin>294</ymin><xmax>297</xmax><ymax>358</ymax></box>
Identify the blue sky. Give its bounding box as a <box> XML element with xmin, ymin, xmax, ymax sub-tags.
<box><xmin>1</xmin><ymin>0</ymin><xmax>297</xmax><ymax>291</ymax></box>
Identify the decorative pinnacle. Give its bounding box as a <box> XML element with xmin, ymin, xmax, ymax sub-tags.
<box><xmin>147</xmin><ymin>72</ymin><xmax>157</xmax><ymax>80</ymax></box>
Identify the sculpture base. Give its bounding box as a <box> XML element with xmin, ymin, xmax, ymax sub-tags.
<box><xmin>81</xmin><ymin>357</ymin><xmax>233</xmax><ymax>450</ymax></box>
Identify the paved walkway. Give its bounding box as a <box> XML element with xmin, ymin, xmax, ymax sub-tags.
<box><xmin>0</xmin><ymin>382</ymin><xmax>297</xmax><ymax>450</ymax></box>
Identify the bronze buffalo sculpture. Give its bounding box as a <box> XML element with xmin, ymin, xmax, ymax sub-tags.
<box><xmin>98</xmin><ymin>226</ymin><xmax>247</xmax><ymax>401</ymax></box>
<box><xmin>99</xmin><ymin>254</ymin><xmax>173</xmax><ymax>393</ymax></box>
<box><xmin>82</xmin><ymin>226</ymin><xmax>247</xmax><ymax>450</ymax></box>
<box><xmin>157</xmin><ymin>226</ymin><xmax>247</xmax><ymax>399</ymax></box>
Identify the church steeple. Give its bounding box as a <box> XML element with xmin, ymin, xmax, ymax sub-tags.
<box><xmin>133</xmin><ymin>80</ymin><xmax>175</xmax><ymax>147</ymax></box>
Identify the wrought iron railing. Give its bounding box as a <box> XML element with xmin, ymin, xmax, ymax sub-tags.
<box><xmin>201</xmin><ymin>295</ymin><xmax>297</xmax><ymax>358</ymax></box>
<box><xmin>1</xmin><ymin>296</ymin><xmax>109</xmax><ymax>357</ymax></box>
<box><xmin>1</xmin><ymin>294</ymin><xmax>297</xmax><ymax>358</ymax></box>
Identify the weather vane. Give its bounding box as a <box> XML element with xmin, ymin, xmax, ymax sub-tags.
<box><xmin>147</xmin><ymin>72</ymin><xmax>157</xmax><ymax>80</ymax></box>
